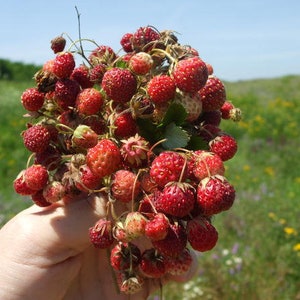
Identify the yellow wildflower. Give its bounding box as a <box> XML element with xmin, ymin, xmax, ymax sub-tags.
<box><xmin>293</xmin><ymin>243</ymin><xmax>300</xmax><ymax>251</ymax></box>
<box><xmin>284</xmin><ymin>227</ymin><xmax>297</xmax><ymax>236</ymax></box>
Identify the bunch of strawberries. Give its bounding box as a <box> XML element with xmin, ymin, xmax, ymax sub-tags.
<box><xmin>14</xmin><ymin>25</ymin><xmax>242</xmax><ymax>294</ymax></box>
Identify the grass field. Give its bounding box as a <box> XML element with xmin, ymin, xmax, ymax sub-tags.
<box><xmin>1</xmin><ymin>75</ymin><xmax>300</xmax><ymax>299</ymax></box>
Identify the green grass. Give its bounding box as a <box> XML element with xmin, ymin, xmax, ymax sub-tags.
<box><xmin>1</xmin><ymin>75</ymin><xmax>300</xmax><ymax>299</ymax></box>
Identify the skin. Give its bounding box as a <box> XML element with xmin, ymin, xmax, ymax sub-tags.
<box><xmin>0</xmin><ymin>194</ymin><xmax>198</xmax><ymax>300</ymax></box>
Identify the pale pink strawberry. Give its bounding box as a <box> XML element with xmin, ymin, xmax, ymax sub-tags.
<box><xmin>89</xmin><ymin>218</ymin><xmax>114</xmax><ymax>249</ymax></box>
<box><xmin>102</xmin><ymin>68</ymin><xmax>137</xmax><ymax>103</ymax></box>
<box><xmin>110</xmin><ymin>242</ymin><xmax>141</xmax><ymax>271</ymax></box>
<box><xmin>196</xmin><ymin>175</ymin><xmax>235</xmax><ymax>216</ymax></box>
<box><xmin>139</xmin><ymin>248</ymin><xmax>166</xmax><ymax>278</ymax></box>
<box><xmin>174</xmin><ymin>89</ymin><xmax>202</xmax><ymax>122</ymax></box>
<box><xmin>147</xmin><ymin>75</ymin><xmax>176</xmax><ymax>104</ymax></box>
<box><xmin>150</xmin><ymin>151</ymin><xmax>188</xmax><ymax>188</ymax></box>
<box><xmin>209</xmin><ymin>134</ymin><xmax>238</xmax><ymax>161</ymax></box>
<box><xmin>129</xmin><ymin>52</ymin><xmax>154</xmax><ymax>75</ymax></box>
<box><xmin>120</xmin><ymin>134</ymin><xmax>150</xmax><ymax>168</ymax></box>
<box><xmin>173</xmin><ymin>56</ymin><xmax>208</xmax><ymax>93</ymax></box>
<box><xmin>24</xmin><ymin>164</ymin><xmax>49</xmax><ymax>191</ymax></box>
<box><xmin>111</xmin><ymin>170</ymin><xmax>141</xmax><ymax>203</ymax></box>
<box><xmin>139</xmin><ymin>172</ymin><xmax>157</xmax><ymax>193</ymax></box>
<box><xmin>145</xmin><ymin>212</ymin><xmax>169</xmax><ymax>241</ymax></box>
<box><xmin>124</xmin><ymin>212</ymin><xmax>147</xmax><ymax>240</ymax></box>
<box><xmin>187</xmin><ymin>216</ymin><xmax>218</xmax><ymax>252</ymax></box>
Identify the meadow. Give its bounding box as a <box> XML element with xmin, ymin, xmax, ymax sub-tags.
<box><xmin>1</xmin><ymin>75</ymin><xmax>300</xmax><ymax>299</ymax></box>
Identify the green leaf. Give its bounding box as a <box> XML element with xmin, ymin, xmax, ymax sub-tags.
<box><xmin>136</xmin><ymin>118</ymin><xmax>159</xmax><ymax>144</ymax></box>
<box><xmin>162</xmin><ymin>122</ymin><xmax>190</xmax><ymax>149</ymax></box>
<box><xmin>159</xmin><ymin>102</ymin><xmax>187</xmax><ymax>128</ymax></box>
<box><xmin>186</xmin><ymin>135</ymin><xmax>209</xmax><ymax>150</ymax></box>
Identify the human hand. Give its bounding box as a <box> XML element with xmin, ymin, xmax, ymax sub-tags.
<box><xmin>0</xmin><ymin>194</ymin><xmax>197</xmax><ymax>300</ymax></box>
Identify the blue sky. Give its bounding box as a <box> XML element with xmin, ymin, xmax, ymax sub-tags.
<box><xmin>1</xmin><ymin>0</ymin><xmax>299</xmax><ymax>81</ymax></box>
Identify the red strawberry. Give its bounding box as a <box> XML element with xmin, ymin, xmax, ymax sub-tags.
<box><xmin>145</xmin><ymin>212</ymin><xmax>169</xmax><ymax>241</ymax></box>
<box><xmin>13</xmin><ymin>170</ymin><xmax>36</xmax><ymax>195</ymax></box>
<box><xmin>89</xmin><ymin>218</ymin><xmax>114</xmax><ymax>249</ymax></box>
<box><xmin>187</xmin><ymin>216</ymin><xmax>218</xmax><ymax>252</ymax></box>
<box><xmin>209</xmin><ymin>134</ymin><xmax>238</xmax><ymax>161</ymax></box>
<box><xmin>221</xmin><ymin>101</ymin><xmax>242</xmax><ymax>122</ymax></box>
<box><xmin>89</xmin><ymin>63</ymin><xmax>106</xmax><ymax>85</ymax></box>
<box><xmin>120</xmin><ymin>134</ymin><xmax>150</xmax><ymax>168</ymax></box>
<box><xmin>113</xmin><ymin>111</ymin><xmax>138</xmax><ymax>138</ymax></box>
<box><xmin>110</xmin><ymin>242</ymin><xmax>141</xmax><ymax>271</ymax></box>
<box><xmin>72</xmin><ymin>125</ymin><xmax>98</xmax><ymax>149</ymax></box>
<box><xmin>155</xmin><ymin>183</ymin><xmax>195</xmax><ymax>218</ymax></box>
<box><xmin>197</xmin><ymin>124</ymin><xmax>222</xmax><ymax>142</ymax></box>
<box><xmin>139</xmin><ymin>248</ymin><xmax>166</xmax><ymax>278</ymax></box>
<box><xmin>199</xmin><ymin>76</ymin><xmax>226</xmax><ymax>112</ymax></box>
<box><xmin>111</xmin><ymin>169</ymin><xmax>141</xmax><ymax>203</ymax></box>
<box><xmin>21</xmin><ymin>87</ymin><xmax>45</xmax><ymax>111</ymax></box>
<box><xmin>23</xmin><ymin>124</ymin><xmax>51</xmax><ymax>153</ymax></box>
<box><xmin>147</xmin><ymin>75</ymin><xmax>176</xmax><ymax>104</ymax></box>
<box><xmin>150</xmin><ymin>151</ymin><xmax>187</xmax><ymax>188</ymax></box>
<box><xmin>34</xmin><ymin>146</ymin><xmax>61</xmax><ymax>171</ymax></box>
<box><xmin>75</xmin><ymin>164</ymin><xmax>102</xmax><ymax>192</ymax></box>
<box><xmin>76</xmin><ymin>87</ymin><xmax>104</xmax><ymax>116</ymax></box>
<box><xmin>43</xmin><ymin>181</ymin><xmax>65</xmax><ymax>203</ymax></box>
<box><xmin>129</xmin><ymin>52</ymin><xmax>154</xmax><ymax>75</ymax></box>
<box><xmin>190</xmin><ymin>150</ymin><xmax>225</xmax><ymax>181</ymax></box>
<box><xmin>173</xmin><ymin>56</ymin><xmax>208</xmax><ymax>94</ymax></box>
<box><xmin>24</xmin><ymin>164</ymin><xmax>49</xmax><ymax>191</ymax></box>
<box><xmin>152</xmin><ymin>223</ymin><xmax>187</xmax><ymax>257</ymax></box>
<box><xmin>70</xmin><ymin>64</ymin><xmax>94</xmax><ymax>89</ymax></box>
<box><xmin>31</xmin><ymin>190</ymin><xmax>52</xmax><ymax>207</ymax></box>
<box><xmin>102</xmin><ymin>68</ymin><xmax>137</xmax><ymax>103</ymax></box>
<box><xmin>50</xmin><ymin>35</ymin><xmax>66</xmax><ymax>54</ymax></box>
<box><xmin>86</xmin><ymin>139</ymin><xmax>121</xmax><ymax>178</ymax></box>
<box><xmin>124</xmin><ymin>212</ymin><xmax>147</xmax><ymax>240</ymax></box>
<box><xmin>196</xmin><ymin>175</ymin><xmax>235</xmax><ymax>216</ymax></box>
<box><xmin>117</xmin><ymin>271</ymin><xmax>144</xmax><ymax>295</ymax></box>
<box><xmin>54</xmin><ymin>78</ymin><xmax>80</xmax><ymax>110</ymax></box>
<box><xmin>120</xmin><ymin>32</ymin><xmax>134</xmax><ymax>52</ymax></box>
<box><xmin>132</xmin><ymin>26</ymin><xmax>160</xmax><ymax>51</ymax></box>
<box><xmin>164</xmin><ymin>248</ymin><xmax>193</xmax><ymax>276</ymax></box>
<box><xmin>198</xmin><ymin>110</ymin><xmax>222</xmax><ymax>126</ymax></box>
<box><xmin>89</xmin><ymin>45</ymin><xmax>116</xmax><ymax>65</ymax></box>
<box><xmin>81</xmin><ymin>115</ymin><xmax>106</xmax><ymax>135</ymax></box>
<box><xmin>139</xmin><ymin>172</ymin><xmax>157</xmax><ymax>194</ymax></box>
<box><xmin>52</xmin><ymin>52</ymin><xmax>75</xmax><ymax>78</ymax></box>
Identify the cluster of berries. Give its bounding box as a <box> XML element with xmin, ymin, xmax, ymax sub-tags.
<box><xmin>14</xmin><ymin>25</ymin><xmax>242</xmax><ymax>295</ymax></box>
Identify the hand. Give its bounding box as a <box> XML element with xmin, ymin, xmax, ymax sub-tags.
<box><xmin>0</xmin><ymin>194</ymin><xmax>197</xmax><ymax>300</ymax></box>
